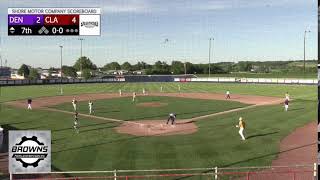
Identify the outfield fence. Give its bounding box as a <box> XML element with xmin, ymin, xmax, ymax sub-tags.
<box><xmin>10</xmin><ymin>164</ymin><xmax>317</xmax><ymax>180</ymax></box>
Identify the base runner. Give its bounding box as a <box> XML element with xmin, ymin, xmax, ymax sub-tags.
<box><xmin>167</xmin><ymin>113</ymin><xmax>177</xmax><ymax>125</ymax></box>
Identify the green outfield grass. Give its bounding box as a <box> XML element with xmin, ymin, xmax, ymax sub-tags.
<box><xmin>53</xmin><ymin>96</ymin><xmax>248</xmax><ymax>120</ymax></box>
<box><xmin>0</xmin><ymin>82</ymin><xmax>316</xmax><ymax>176</ymax></box>
<box><xmin>0</xmin><ymin>82</ymin><xmax>316</xmax><ymax>102</ymax></box>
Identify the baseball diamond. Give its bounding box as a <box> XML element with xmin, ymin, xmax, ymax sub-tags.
<box><xmin>0</xmin><ymin>82</ymin><xmax>316</xmax><ymax>180</ymax></box>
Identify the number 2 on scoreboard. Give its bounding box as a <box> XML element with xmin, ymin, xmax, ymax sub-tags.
<box><xmin>72</xmin><ymin>17</ymin><xmax>77</xmax><ymax>24</ymax></box>
<box><xmin>36</xmin><ymin>17</ymin><xmax>41</xmax><ymax>24</ymax></box>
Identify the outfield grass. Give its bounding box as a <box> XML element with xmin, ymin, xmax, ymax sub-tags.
<box><xmin>0</xmin><ymin>82</ymin><xmax>316</xmax><ymax>102</ymax></box>
<box><xmin>53</xmin><ymin>96</ymin><xmax>248</xmax><ymax>120</ymax></box>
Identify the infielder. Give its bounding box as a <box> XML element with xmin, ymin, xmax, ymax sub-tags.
<box><xmin>88</xmin><ymin>100</ymin><xmax>94</xmax><ymax>114</ymax></box>
<box><xmin>178</xmin><ymin>85</ymin><xmax>181</xmax><ymax>92</ymax></box>
<box><xmin>284</xmin><ymin>98</ymin><xmax>289</xmax><ymax>111</ymax></box>
<box><xmin>132</xmin><ymin>92</ymin><xmax>137</xmax><ymax>102</ymax></box>
<box><xmin>167</xmin><ymin>113</ymin><xmax>177</xmax><ymax>125</ymax></box>
<box><xmin>119</xmin><ymin>89</ymin><xmax>122</xmax><ymax>96</ymax></box>
<box><xmin>142</xmin><ymin>88</ymin><xmax>146</xmax><ymax>95</ymax></box>
<box><xmin>74</xmin><ymin>112</ymin><xmax>79</xmax><ymax>133</ymax></box>
<box><xmin>226</xmin><ymin>90</ymin><xmax>231</xmax><ymax>99</ymax></box>
<box><xmin>236</xmin><ymin>117</ymin><xmax>246</xmax><ymax>140</ymax></box>
<box><xmin>27</xmin><ymin>98</ymin><xmax>32</xmax><ymax>110</ymax></box>
<box><xmin>72</xmin><ymin>98</ymin><xmax>77</xmax><ymax>111</ymax></box>
<box><xmin>160</xmin><ymin>86</ymin><xmax>163</xmax><ymax>92</ymax></box>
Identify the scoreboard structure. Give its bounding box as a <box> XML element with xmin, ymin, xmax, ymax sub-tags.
<box><xmin>8</xmin><ymin>8</ymin><xmax>101</xmax><ymax>36</ymax></box>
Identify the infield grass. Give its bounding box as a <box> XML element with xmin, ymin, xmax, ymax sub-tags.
<box><xmin>53</xmin><ymin>96</ymin><xmax>249</xmax><ymax>120</ymax></box>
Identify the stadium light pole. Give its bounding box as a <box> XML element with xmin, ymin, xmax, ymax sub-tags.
<box><xmin>59</xmin><ymin>45</ymin><xmax>63</xmax><ymax>95</ymax></box>
<box><xmin>208</xmin><ymin>38</ymin><xmax>214</xmax><ymax>77</ymax></box>
<box><xmin>303</xmin><ymin>30</ymin><xmax>311</xmax><ymax>77</ymax></box>
<box><xmin>78</xmin><ymin>38</ymin><xmax>84</xmax><ymax>77</ymax></box>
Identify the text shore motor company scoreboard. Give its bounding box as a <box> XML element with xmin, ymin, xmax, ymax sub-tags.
<box><xmin>8</xmin><ymin>8</ymin><xmax>101</xmax><ymax>36</ymax></box>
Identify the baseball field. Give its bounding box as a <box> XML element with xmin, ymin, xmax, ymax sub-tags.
<box><xmin>0</xmin><ymin>82</ymin><xmax>316</xmax><ymax>175</ymax></box>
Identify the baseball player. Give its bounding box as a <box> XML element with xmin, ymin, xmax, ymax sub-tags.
<box><xmin>88</xmin><ymin>100</ymin><xmax>94</xmax><ymax>114</ymax></box>
<box><xmin>142</xmin><ymin>88</ymin><xmax>146</xmax><ymax>95</ymax></box>
<box><xmin>74</xmin><ymin>112</ymin><xmax>79</xmax><ymax>133</ymax></box>
<box><xmin>27</xmin><ymin>98</ymin><xmax>32</xmax><ymax>110</ymax></box>
<box><xmin>160</xmin><ymin>86</ymin><xmax>163</xmax><ymax>92</ymax></box>
<box><xmin>236</xmin><ymin>117</ymin><xmax>246</xmax><ymax>140</ymax></box>
<box><xmin>119</xmin><ymin>89</ymin><xmax>122</xmax><ymax>96</ymax></box>
<box><xmin>285</xmin><ymin>92</ymin><xmax>290</xmax><ymax>101</ymax></box>
<box><xmin>132</xmin><ymin>92</ymin><xmax>137</xmax><ymax>102</ymax></box>
<box><xmin>167</xmin><ymin>113</ymin><xmax>177</xmax><ymax>125</ymax></box>
<box><xmin>226</xmin><ymin>90</ymin><xmax>231</xmax><ymax>99</ymax></box>
<box><xmin>284</xmin><ymin>98</ymin><xmax>289</xmax><ymax>111</ymax></box>
<box><xmin>178</xmin><ymin>85</ymin><xmax>181</xmax><ymax>92</ymax></box>
<box><xmin>72</xmin><ymin>98</ymin><xmax>77</xmax><ymax>111</ymax></box>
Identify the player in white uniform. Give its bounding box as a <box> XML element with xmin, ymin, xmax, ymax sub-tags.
<box><xmin>119</xmin><ymin>89</ymin><xmax>122</xmax><ymax>96</ymax></box>
<box><xmin>132</xmin><ymin>92</ymin><xmax>137</xmax><ymax>102</ymax></box>
<box><xmin>72</xmin><ymin>98</ymin><xmax>77</xmax><ymax>111</ymax></box>
<box><xmin>160</xmin><ymin>86</ymin><xmax>163</xmax><ymax>92</ymax></box>
<box><xmin>27</xmin><ymin>98</ymin><xmax>32</xmax><ymax>110</ymax></box>
<box><xmin>74</xmin><ymin>112</ymin><xmax>79</xmax><ymax>133</ymax></box>
<box><xmin>226</xmin><ymin>91</ymin><xmax>231</xmax><ymax>99</ymax></box>
<box><xmin>178</xmin><ymin>85</ymin><xmax>181</xmax><ymax>92</ymax></box>
<box><xmin>88</xmin><ymin>100</ymin><xmax>94</xmax><ymax>114</ymax></box>
<box><xmin>142</xmin><ymin>88</ymin><xmax>146</xmax><ymax>95</ymax></box>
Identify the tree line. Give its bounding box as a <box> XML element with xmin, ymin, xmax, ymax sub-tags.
<box><xmin>17</xmin><ymin>56</ymin><xmax>317</xmax><ymax>79</ymax></box>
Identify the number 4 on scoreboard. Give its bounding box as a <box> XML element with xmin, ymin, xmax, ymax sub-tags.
<box><xmin>72</xmin><ymin>17</ymin><xmax>77</xmax><ymax>24</ymax></box>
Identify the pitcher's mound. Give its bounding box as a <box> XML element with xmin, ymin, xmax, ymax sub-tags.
<box><xmin>115</xmin><ymin>120</ymin><xmax>197</xmax><ymax>136</ymax></box>
<box><xmin>136</xmin><ymin>102</ymin><xmax>168</xmax><ymax>107</ymax></box>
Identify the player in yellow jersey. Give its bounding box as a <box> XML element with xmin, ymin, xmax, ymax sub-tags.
<box><xmin>236</xmin><ymin>117</ymin><xmax>246</xmax><ymax>140</ymax></box>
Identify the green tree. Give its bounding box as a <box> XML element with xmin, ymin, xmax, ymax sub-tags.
<box><xmin>121</xmin><ymin>62</ymin><xmax>132</xmax><ymax>71</ymax></box>
<box><xmin>29</xmin><ymin>68</ymin><xmax>40</xmax><ymax>80</ymax></box>
<box><xmin>103</xmin><ymin>62</ymin><xmax>121</xmax><ymax>70</ymax></box>
<box><xmin>82</xmin><ymin>69</ymin><xmax>91</xmax><ymax>80</ymax></box>
<box><xmin>62</xmin><ymin>66</ymin><xmax>77</xmax><ymax>78</ymax></box>
<box><xmin>171</xmin><ymin>61</ymin><xmax>184</xmax><ymax>74</ymax></box>
<box><xmin>74</xmin><ymin>56</ymin><xmax>96</xmax><ymax>71</ymax></box>
<box><xmin>18</xmin><ymin>64</ymin><xmax>30</xmax><ymax>77</ymax></box>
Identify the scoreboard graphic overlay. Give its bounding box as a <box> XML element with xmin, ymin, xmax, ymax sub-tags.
<box><xmin>8</xmin><ymin>8</ymin><xmax>101</xmax><ymax>36</ymax></box>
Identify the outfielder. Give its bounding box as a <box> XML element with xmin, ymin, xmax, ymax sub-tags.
<box><xmin>178</xmin><ymin>85</ymin><xmax>181</xmax><ymax>92</ymax></box>
<box><xmin>74</xmin><ymin>112</ymin><xmax>79</xmax><ymax>133</ymax></box>
<box><xmin>226</xmin><ymin>90</ymin><xmax>231</xmax><ymax>99</ymax></box>
<box><xmin>160</xmin><ymin>86</ymin><xmax>163</xmax><ymax>92</ymax></box>
<box><xmin>88</xmin><ymin>100</ymin><xmax>94</xmax><ymax>114</ymax></box>
<box><xmin>132</xmin><ymin>92</ymin><xmax>137</xmax><ymax>102</ymax></box>
<box><xmin>119</xmin><ymin>89</ymin><xmax>122</xmax><ymax>96</ymax></box>
<box><xmin>27</xmin><ymin>98</ymin><xmax>32</xmax><ymax>110</ymax></box>
<box><xmin>167</xmin><ymin>113</ymin><xmax>177</xmax><ymax>125</ymax></box>
<box><xmin>72</xmin><ymin>98</ymin><xmax>77</xmax><ymax>111</ymax></box>
<box><xmin>236</xmin><ymin>117</ymin><xmax>246</xmax><ymax>140</ymax></box>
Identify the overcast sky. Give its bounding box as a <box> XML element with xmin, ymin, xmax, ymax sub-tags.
<box><xmin>0</xmin><ymin>0</ymin><xmax>317</xmax><ymax>68</ymax></box>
